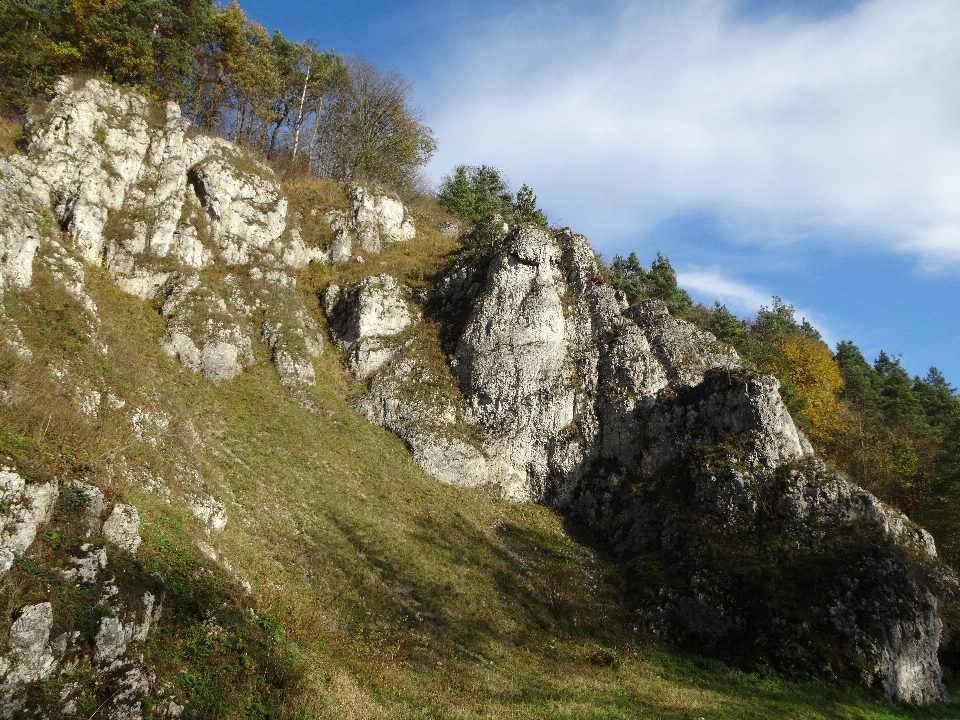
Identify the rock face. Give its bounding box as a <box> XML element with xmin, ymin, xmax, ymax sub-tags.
<box><xmin>324</xmin><ymin>184</ymin><xmax>416</xmax><ymax>262</ymax></box>
<box><xmin>0</xmin><ymin>77</ymin><xmax>330</xmax><ymax>394</ymax></box>
<box><xmin>329</xmin><ymin>225</ymin><xmax>952</xmax><ymax>703</ymax></box>
<box><xmin>0</xmin><ymin>77</ymin><xmax>423</xmax><ymax>396</ymax></box>
<box><xmin>324</xmin><ymin>274</ymin><xmax>416</xmax><ymax>379</ymax></box>
<box><xmin>0</xmin><ymin>468</ymin><xmax>58</xmax><ymax>575</ymax></box>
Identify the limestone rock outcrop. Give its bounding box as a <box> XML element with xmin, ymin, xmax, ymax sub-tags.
<box><xmin>329</xmin><ymin>224</ymin><xmax>952</xmax><ymax>703</ymax></box>
<box><xmin>0</xmin><ymin>473</ymin><xmax>175</xmax><ymax>718</ymax></box>
<box><xmin>0</xmin><ymin>78</ymin><xmax>423</xmax><ymax>395</ymax></box>
<box><xmin>324</xmin><ymin>184</ymin><xmax>416</xmax><ymax>263</ymax></box>
<box><xmin>0</xmin><ymin>77</ymin><xmax>331</xmax><ymax>394</ymax></box>
<box><xmin>324</xmin><ymin>274</ymin><xmax>417</xmax><ymax>379</ymax></box>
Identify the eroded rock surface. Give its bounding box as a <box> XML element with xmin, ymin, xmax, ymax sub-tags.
<box><xmin>0</xmin><ymin>79</ymin><xmax>426</xmax><ymax>396</ymax></box>
<box><xmin>0</xmin><ymin>77</ymin><xmax>326</xmax><ymax>394</ymax></box>
<box><xmin>324</xmin><ymin>274</ymin><xmax>416</xmax><ymax>379</ymax></box>
<box><xmin>0</xmin><ymin>477</ymin><xmax>174</xmax><ymax>718</ymax></box>
<box><xmin>0</xmin><ymin>468</ymin><xmax>58</xmax><ymax>575</ymax></box>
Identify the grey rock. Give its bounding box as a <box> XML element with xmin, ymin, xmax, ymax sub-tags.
<box><xmin>72</xmin><ymin>480</ymin><xmax>107</xmax><ymax>532</ymax></box>
<box><xmin>0</xmin><ymin>602</ymin><xmax>56</xmax><ymax>717</ymax></box>
<box><xmin>454</xmin><ymin>225</ymin><xmax>578</xmax><ymax>500</ymax></box>
<box><xmin>349</xmin><ymin>185</ymin><xmax>415</xmax><ymax>252</ymax></box>
<box><xmin>357</xmin><ymin>357</ymin><xmax>511</xmax><ymax>491</ymax></box>
<box><xmin>326</xmin><ymin>274</ymin><xmax>415</xmax><ymax>379</ymax></box>
<box><xmin>61</xmin><ymin>544</ymin><xmax>108</xmax><ymax>584</ymax></box>
<box><xmin>0</xmin><ymin>77</ymin><xmax>323</xmax><ymax>393</ymax></box>
<box><xmin>102</xmin><ymin>504</ymin><xmax>141</xmax><ymax>554</ymax></box>
<box><xmin>1</xmin><ymin>603</ymin><xmax>55</xmax><ymax>684</ymax></box>
<box><xmin>322</xmin><ymin>186</ymin><xmax>415</xmax><ymax>264</ymax></box>
<box><xmin>0</xmin><ymin>158</ymin><xmax>44</xmax><ymax>297</ymax></box>
<box><xmin>189</xmin><ymin>495</ymin><xmax>228</xmax><ymax>533</ymax></box>
<box><xmin>438</xmin><ymin>221</ymin><xmax>460</xmax><ymax>237</ymax></box>
<box><xmin>637</xmin><ymin>370</ymin><xmax>813</xmax><ymax>478</ymax></box>
<box><xmin>94</xmin><ymin>615</ymin><xmax>130</xmax><ymax>664</ymax></box>
<box><xmin>324</xmin><ymin>210</ymin><xmax>355</xmax><ymax>264</ymax></box>
<box><xmin>0</xmin><ymin>468</ymin><xmax>58</xmax><ymax>576</ymax></box>
<box><xmin>20</xmin><ymin>77</ymin><xmax>294</xmax><ymax>273</ymax></box>
<box><xmin>157</xmin><ymin>273</ymin><xmax>254</xmax><ymax>385</ymax></box>
<box><xmin>872</xmin><ymin>591</ymin><xmax>945</xmax><ymax>704</ymax></box>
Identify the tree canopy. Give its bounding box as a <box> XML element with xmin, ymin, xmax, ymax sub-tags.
<box><xmin>607</xmin><ymin>251</ymin><xmax>694</xmax><ymax>318</ymax></box>
<box><xmin>313</xmin><ymin>58</ymin><xmax>435</xmax><ymax>189</ymax></box>
<box><xmin>436</xmin><ymin>164</ymin><xmax>549</xmax><ymax>255</ymax></box>
<box><xmin>0</xmin><ymin>0</ymin><xmax>434</xmax><ymax>191</ymax></box>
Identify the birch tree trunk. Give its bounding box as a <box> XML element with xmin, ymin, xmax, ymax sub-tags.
<box><xmin>292</xmin><ymin>62</ymin><xmax>311</xmax><ymax>158</ymax></box>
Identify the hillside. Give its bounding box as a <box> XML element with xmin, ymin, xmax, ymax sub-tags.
<box><xmin>0</xmin><ymin>77</ymin><xmax>957</xmax><ymax>720</ymax></box>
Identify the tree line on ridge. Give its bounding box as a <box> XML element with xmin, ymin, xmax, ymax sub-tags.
<box><xmin>0</xmin><ymin>0</ymin><xmax>435</xmax><ymax>189</ymax></box>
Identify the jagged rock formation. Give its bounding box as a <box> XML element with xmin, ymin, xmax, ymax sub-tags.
<box><xmin>0</xmin><ymin>77</ymin><xmax>415</xmax><ymax>396</ymax></box>
<box><xmin>323</xmin><ymin>274</ymin><xmax>418</xmax><ymax>379</ymax></box>
<box><xmin>0</xmin><ymin>468</ymin><xmax>58</xmax><ymax>576</ymax></box>
<box><xmin>329</xmin><ymin>225</ymin><xmax>953</xmax><ymax>704</ymax></box>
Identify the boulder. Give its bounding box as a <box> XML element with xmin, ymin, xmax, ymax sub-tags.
<box><xmin>0</xmin><ymin>469</ymin><xmax>58</xmax><ymax>575</ymax></box>
<box><xmin>102</xmin><ymin>504</ymin><xmax>141</xmax><ymax>554</ymax></box>
<box><xmin>322</xmin><ymin>185</ymin><xmax>416</xmax><ymax>264</ymax></box>
<box><xmin>350</xmin><ymin>185</ymin><xmax>416</xmax><ymax>252</ymax></box>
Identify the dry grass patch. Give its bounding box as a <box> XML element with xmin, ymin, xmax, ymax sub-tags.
<box><xmin>300</xmin><ymin>223</ymin><xmax>461</xmax><ymax>299</ymax></box>
<box><xmin>0</xmin><ymin>116</ymin><xmax>23</xmax><ymax>155</ymax></box>
<box><xmin>283</xmin><ymin>176</ymin><xmax>350</xmax><ymax>252</ymax></box>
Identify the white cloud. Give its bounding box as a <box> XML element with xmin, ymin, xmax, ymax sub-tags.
<box><xmin>424</xmin><ymin>0</ymin><xmax>960</xmax><ymax>267</ymax></box>
<box><xmin>677</xmin><ymin>269</ymin><xmax>771</xmax><ymax>315</ymax></box>
<box><xmin>677</xmin><ymin>267</ymin><xmax>838</xmax><ymax>345</ymax></box>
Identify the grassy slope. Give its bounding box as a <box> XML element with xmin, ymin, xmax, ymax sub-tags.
<box><xmin>0</xmin><ymin>183</ymin><xmax>957</xmax><ymax>718</ymax></box>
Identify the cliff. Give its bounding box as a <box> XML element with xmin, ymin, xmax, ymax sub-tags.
<box><xmin>329</xmin><ymin>224</ymin><xmax>952</xmax><ymax>704</ymax></box>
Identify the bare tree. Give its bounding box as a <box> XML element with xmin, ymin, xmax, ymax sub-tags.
<box><xmin>313</xmin><ymin>57</ymin><xmax>435</xmax><ymax>190</ymax></box>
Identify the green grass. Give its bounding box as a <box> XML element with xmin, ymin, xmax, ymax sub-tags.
<box><xmin>0</xmin><ymin>228</ymin><xmax>957</xmax><ymax>718</ymax></box>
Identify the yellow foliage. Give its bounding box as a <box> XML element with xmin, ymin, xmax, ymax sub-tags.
<box><xmin>778</xmin><ymin>334</ymin><xmax>846</xmax><ymax>441</ymax></box>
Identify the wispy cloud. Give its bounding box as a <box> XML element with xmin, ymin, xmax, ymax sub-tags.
<box><xmin>677</xmin><ymin>267</ymin><xmax>838</xmax><ymax>345</ymax></box>
<box><xmin>424</xmin><ymin>0</ymin><xmax>960</xmax><ymax>267</ymax></box>
<box><xmin>677</xmin><ymin>269</ymin><xmax>771</xmax><ymax>315</ymax></box>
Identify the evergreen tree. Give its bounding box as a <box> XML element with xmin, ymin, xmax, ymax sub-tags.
<box><xmin>513</xmin><ymin>183</ymin><xmax>548</xmax><ymax>227</ymax></box>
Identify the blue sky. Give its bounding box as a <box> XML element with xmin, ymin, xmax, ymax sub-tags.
<box><xmin>241</xmin><ymin>0</ymin><xmax>960</xmax><ymax>386</ymax></box>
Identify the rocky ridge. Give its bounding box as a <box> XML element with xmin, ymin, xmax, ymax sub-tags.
<box><xmin>326</xmin><ymin>225</ymin><xmax>954</xmax><ymax>704</ymax></box>
<box><xmin>0</xmin><ymin>77</ymin><xmax>414</xmax><ymax>395</ymax></box>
